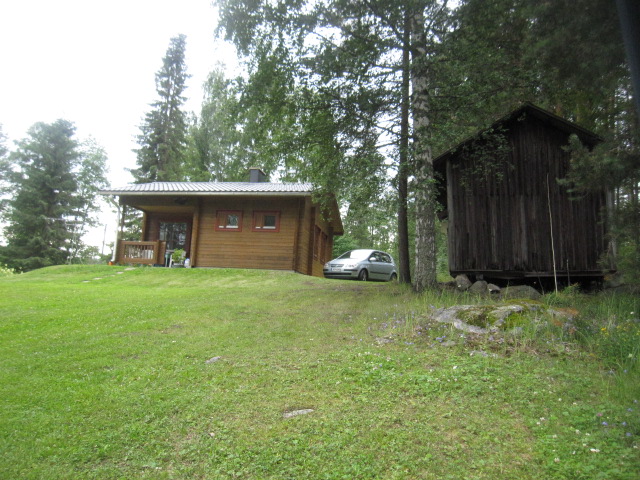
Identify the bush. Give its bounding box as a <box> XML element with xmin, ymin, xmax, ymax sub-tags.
<box><xmin>0</xmin><ymin>264</ymin><xmax>16</xmax><ymax>277</ymax></box>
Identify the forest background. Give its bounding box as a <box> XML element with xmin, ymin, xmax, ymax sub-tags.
<box><xmin>0</xmin><ymin>0</ymin><xmax>638</xmax><ymax>289</ymax></box>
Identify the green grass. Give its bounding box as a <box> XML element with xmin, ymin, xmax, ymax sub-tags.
<box><xmin>1</xmin><ymin>266</ymin><xmax>638</xmax><ymax>479</ymax></box>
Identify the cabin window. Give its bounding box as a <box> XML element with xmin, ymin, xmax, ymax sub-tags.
<box><xmin>215</xmin><ymin>210</ymin><xmax>243</xmax><ymax>231</ymax></box>
<box><xmin>252</xmin><ymin>211</ymin><xmax>280</xmax><ymax>232</ymax></box>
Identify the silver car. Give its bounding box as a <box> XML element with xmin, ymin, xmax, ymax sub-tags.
<box><xmin>323</xmin><ymin>249</ymin><xmax>398</xmax><ymax>281</ymax></box>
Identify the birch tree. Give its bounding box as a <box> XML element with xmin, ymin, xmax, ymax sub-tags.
<box><xmin>215</xmin><ymin>0</ymin><xmax>450</xmax><ymax>289</ymax></box>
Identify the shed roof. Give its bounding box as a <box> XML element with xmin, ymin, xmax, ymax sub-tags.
<box><xmin>101</xmin><ymin>181</ymin><xmax>315</xmax><ymax>196</ymax></box>
<box><xmin>433</xmin><ymin>102</ymin><xmax>603</xmax><ymax>168</ymax></box>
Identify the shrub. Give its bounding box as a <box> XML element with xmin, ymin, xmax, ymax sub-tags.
<box><xmin>0</xmin><ymin>264</ymin><xmax>15</xmax><ymax>277</ymax></box>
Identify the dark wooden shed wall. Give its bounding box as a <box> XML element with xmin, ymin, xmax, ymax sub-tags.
<box><xmin>444</xmin><ymin>111</ymin><xmax>607</xmax><ymax>279</ymax></box>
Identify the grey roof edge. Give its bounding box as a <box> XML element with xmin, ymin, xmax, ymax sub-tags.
<box><xmin>100</xmin><ymin>190</ymin><xmax>314</xmax><ymax>197</ymax></box>
<box><xmin>100</xmin><ymin>182</ymin><xmax>316</xmax><ymax>196</ymax></box>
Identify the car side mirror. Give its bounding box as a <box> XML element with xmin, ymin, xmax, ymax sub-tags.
<box><xmin>369</xmin><ymin>257</ymin><xmax>376</xmax><ymax>262</ymax></box>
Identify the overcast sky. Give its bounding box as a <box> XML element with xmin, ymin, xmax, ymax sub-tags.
<box><xmin>0</xmin><ymin>0</ymin><xmax>237</xmax><ymax>186</ymax></box>
<box><xmin>0</xmin><ymin>0</ymin><xmax>238</xmax><ymax>248</ymax></box>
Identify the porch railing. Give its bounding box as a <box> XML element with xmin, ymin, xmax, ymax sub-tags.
<box><xmin>117</xmin><ymin>240</ymin><xmax>165</xmax><ymax>265</ymax></box>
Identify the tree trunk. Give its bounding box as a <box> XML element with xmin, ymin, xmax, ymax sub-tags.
<box><xmin>410</xmin><ymin>9</ymin><xmax>437</xmax><ymax>292</ymax></box>
<box><xmin>397</xmin><ymin>8</ymin><xmax>412</xmax><ymax>284</ymax></box>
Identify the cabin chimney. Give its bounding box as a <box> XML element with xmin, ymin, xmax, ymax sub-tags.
<box><xmin>248</xmin><ymin>167</ymin><xmax>268</xmax><ymax>183</ymax></box>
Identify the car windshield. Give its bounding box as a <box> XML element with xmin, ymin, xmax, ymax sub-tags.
<box><xmin>338</xmin><ymin>249</ymin><xmax>372</xmax><ymax>260</ymax></box>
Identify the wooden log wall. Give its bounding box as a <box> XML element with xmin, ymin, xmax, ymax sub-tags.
<box><xmin>192</xmin><ymin>196</ymin><xmax>334</xmax><ymax>277</ymax></box>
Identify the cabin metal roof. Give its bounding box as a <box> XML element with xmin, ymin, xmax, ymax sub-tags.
<box><xmin>101</xmin><ymin>182</ymin><xmax>315</xmax><ymax>196</ymax></box>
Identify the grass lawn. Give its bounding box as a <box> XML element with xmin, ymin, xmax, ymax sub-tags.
<box><xmin>1</xmin><ymin>266</ymin><xmax>638</xmax><ymax>479</ymax></box>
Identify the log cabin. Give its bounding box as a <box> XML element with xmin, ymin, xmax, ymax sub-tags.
<box><xmin>434</xmin><ymin>103</ymin><xmax>614</xmax><ymax>284</ymax></box>
<box><xmin>101</xmin><ymin>168</ymin><xmax>343</xmax><ymax>277</ymax></box>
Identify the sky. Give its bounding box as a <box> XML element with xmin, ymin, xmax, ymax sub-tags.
<box><xmin>0</xmin><ymin>0</ymin><xmax>238</xmax><ymax>248</ymax></box>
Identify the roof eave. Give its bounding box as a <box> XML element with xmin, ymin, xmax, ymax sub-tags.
<box><xmin>100</xmin><ymin>190</ymin><xmax>313</xmax><ymax>197</ymax></box>
<box><xmin>433</xmin><ymin>102</ymin><xmax>603</xmax><ymax>168</ymax></box>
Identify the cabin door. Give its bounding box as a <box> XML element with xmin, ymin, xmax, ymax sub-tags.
<box><xmin>159</xmin><ymin>221</ymin><xmax>189</xmax><ymax>251</ymax></box>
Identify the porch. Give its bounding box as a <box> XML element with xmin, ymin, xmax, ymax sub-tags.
<box><xmin>115</xmin><ymin>240</ymin><xmax>168</xmax><ymax>266</ymax></box>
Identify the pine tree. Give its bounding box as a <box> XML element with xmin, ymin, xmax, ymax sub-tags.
<box><xmin>132</xmin><ymin>34</ymin><xmax>190</xmax><ymax>182</ymax></box>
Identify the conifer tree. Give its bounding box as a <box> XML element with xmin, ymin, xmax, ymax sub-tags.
<box><xmin>1</xmin><ymin>121</ymin><xmax>76</xmax><ymax>270</ymax></box>
<box><xmin>0</xmin><ymin>125</ymin><xmax>9</xmax><ymax>216</ymax></box>
<box><xmin>132</xmin><ymin>34</ymin><xmax>190</xmax><ymax>182</ymax></box>
<box><xmin>0</xmin><ymin>120</ymin><xmax>108</xmax><ymax>270</ymax></box>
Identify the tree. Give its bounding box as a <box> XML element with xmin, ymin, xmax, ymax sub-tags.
<box><xmin>1</xmin><ymin>121</ymin><xmax>75</xmax><ymax>270</ymax></box>
<box><xmin>0</xmin><ymin>120</ymin><xmax>108</xmax><ymax>271</ymax></box>
<box><xmin>131</xmin><ymin>34</ymin><xmax>190</xmax><ymax>183</ymax></box>
<box><xmin>0</xmin><ymin>125</ymin><xmax>9</xmax><ymax>217</ymax></box>
<box><xmin>215</xmin><ymin>0</ymin><xmax>453</xmax><ymax>290</ymax></box>
<box><xmin>66</xmin><ymin>138</ymin><xmax>109</xmax><ymax>263</ymax></box>
<box><xmin>186</xmin><ymin>67</ymin><xmax>247</xmax><ymax>181</ymax></box>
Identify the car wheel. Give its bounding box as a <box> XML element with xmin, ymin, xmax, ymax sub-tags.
<box><xmin>358</xmin><ymin>269</ymin><xmax>368</xmax><ymax>281</ymax></box>
<box><xmin>389</xmin><ymin>273</ymin><xmax>397</xmax><ymax>282</ymax></box>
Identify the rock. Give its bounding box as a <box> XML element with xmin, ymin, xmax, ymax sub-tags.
<box><xmin>430</xmin><ymin>305</ymin><xmax>492</xmax><ymax>334</ymax></box>
<box><xmin>469</xmin><ymin>350</ymin><xmax>489</xmax><ymax>357</ymax></box>
<box><xmin>488</xmin><ymin>305</ymin><xmax>526</xmax><ymax>328</ymax></box>
<box><xmin>604</xmin><ymin>272</ymin><xmax>625</xmax><ymax>289</ymax></box>
<box><xmin>205</xmin><ymin>356</ymin><xmax>222</xmax><ymax>364</ymax></box>
<box><xmin>548</xmin><ymin>308</ymin><xmax>578</xmax><ymax>322</ymax></box>
<box><xmin>469</xmin><ymin>280</ymin><xmax>489</xmax><ymax>295</ymax></box>
<box><xmin>430</xmin><ymin>304</ymin><xmax>533</xmax><ymax>334</ymax></box>
<box><xmin>500</xmin><ymin>285</ymin><xmax>541</xmax><ymax>300</ymax></box>
<box><xmin>509</xmin><ymin>327</ymin><xmax>524</xmax><ymax>336</ymax></box>
<box><xmin>283</xmin><ymin>409</ymin><xmax>314</xmax><ymax>419</ymax></box>
<box><xmin>455</xmin><ymin>274</ymin><xmax>472</xmax><ymax>291</ymax></box>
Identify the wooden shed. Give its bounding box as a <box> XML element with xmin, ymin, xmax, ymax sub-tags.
<box><xmin>434</xmin><ymin>103</ymin><xmax>612</xmax><ymax>283</ymax></box>
<box><xmin>101</xmin><ymin>169</ymin><xmax>343</xmax><ymax>278</ymax></box>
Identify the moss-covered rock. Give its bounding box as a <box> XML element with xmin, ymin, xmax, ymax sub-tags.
<box><xmin>429</xmin><ymin>302</ymin><xmax>566</xmax><ymax>334</ymax></box>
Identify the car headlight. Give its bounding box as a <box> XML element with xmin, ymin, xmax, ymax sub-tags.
<box><xmin>345</xmin><ymin>262</ymin><xmax>360</xmax><ymax>268</ymax></box>
<box><xmin>324</xmin><ymin>263</ymin><xmax>330</xmax><ymax>269</ymax></box>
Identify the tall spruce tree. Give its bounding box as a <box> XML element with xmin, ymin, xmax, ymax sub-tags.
<box><xmin>0</xmin><ymin>120</ymin><xmax>105</xmax><ymax>271</ymax></box>
<box><xmin>132</xmin><ymin>34</ymin><xmax>190</xmax><ymax>183</ymax></box>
